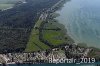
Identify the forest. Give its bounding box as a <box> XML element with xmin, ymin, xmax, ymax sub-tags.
<box><xmin>0</xmin><ymin>0</ymin><xmax>60</xmax><ymax>53</ymax></box>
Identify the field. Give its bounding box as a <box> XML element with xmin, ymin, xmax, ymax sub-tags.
<box><xmin>25</xmin><ymin>13</ymin><xmax>74</xmax><ymax>52</ymax></box>
<box><xmin>0</xmin><ymin>0</ymin><xmax>66</xmax><ymax>53</ymax></box>
<box><xmin>25</xmin><ymin>18</ymin><xmax>74</xmax><ymax>52</ymax></box>
<box><xmin>42</xmin><ymin>19</ymin><xmax>74</xmax><ymax>46</ymax></box>
<box><xmin>25</xmin><ymin>20</ymin><xmax>50</xmax><ymax>52</ymax></box>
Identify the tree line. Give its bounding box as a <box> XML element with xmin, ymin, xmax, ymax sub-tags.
<box><xmin>0</xmin><ymin>0</ymin><xmax>60</xmax><ymax>53</ymax></box>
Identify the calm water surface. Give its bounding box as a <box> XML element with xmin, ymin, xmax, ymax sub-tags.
<box><xmin>56</xmin><ymin>0</ymin><xmax>100</xmax><ymax>48</ymax></box>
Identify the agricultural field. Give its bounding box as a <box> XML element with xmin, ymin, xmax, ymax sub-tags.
<box><xmin>0</xmin><ymin>0</ymin><xmax>63</xmax><ymax>53</ymax></box>
<box><xmin>25</xmin><ymin>20</ymin><xmax>50</xmax><ymax>52</ymax></box>
<box><xmin>42</xmin><ymin>19</ymin><xmax>74</xmax><ymax>46</ymax></box>
<box><xmin>25</xmin><ymin>13</ymin><xmax>74</xmax><ymax>52</ymax></box>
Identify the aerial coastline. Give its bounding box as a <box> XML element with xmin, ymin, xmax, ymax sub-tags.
<box><xmin>0</xmin><ymin>0</ymin><xmax>100</xmax><ymax>65</ymax></box>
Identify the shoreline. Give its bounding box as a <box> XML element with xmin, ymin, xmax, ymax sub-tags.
<box><xmin>55</xmin><ymin>0</ymin><xmax>100</xmax><ymax>49</ymax></box>
<box><xmin>0</xmin><ymin>0</ymin><xmax>100</xmax><ymax>64</ymax></box>
<box><xmin>44</xmin><ymin>0</ymin><xmax>100</xmax><ymax>60</ymax></box>
<box><xmin>0</xmin><ymin>0</ymin><xmax>74</xmax><ymax>64</ymax></box>
<box><xmin>54</xmin><ymin>0</ymin><xmax>100</xmax><ymax>59</ymax></box>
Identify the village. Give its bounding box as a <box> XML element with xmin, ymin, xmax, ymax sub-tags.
<box><xmin>0</xmin><ymin>44</ymin><xmax>92</xmax><ymax>64</ymax></box>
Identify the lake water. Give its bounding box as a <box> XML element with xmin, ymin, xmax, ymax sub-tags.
<box><xmin>56</xmin><ymin>0</ymin><xmax>100</xmax><ymax>48</ymax></box>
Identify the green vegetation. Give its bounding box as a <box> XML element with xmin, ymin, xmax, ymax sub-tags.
<box><xmin>42</xmin><ymin>23</ymin><xmax>66</xmax><ymax>45</ymax></box>
<box><xmin>42</xmin><ymin>16</ymin><xmax>74</xmax><ymax>46</ymax></box>
<box><xmin>25</xmin><ymin>13</ymin><xmax>74</xmax><ymax>52</ymax></box>
<box><xmin>25</xmin><ymin>20</ymin><xmax>50</xmax><ymax>52</ymax></box>
<box><xmin>43</xmin><ymin>30</ymin><xmax>65</xmax><ymax>45</ymax></box>
<box><xmin>0</xmin><ymin>0</ymin><xmax>61</xmax><ymax>53</ymax></box>
<box><xmin>0</xmin><ymin>0</ymin><xmax>74</xmax><ymax>53</ymax></box>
